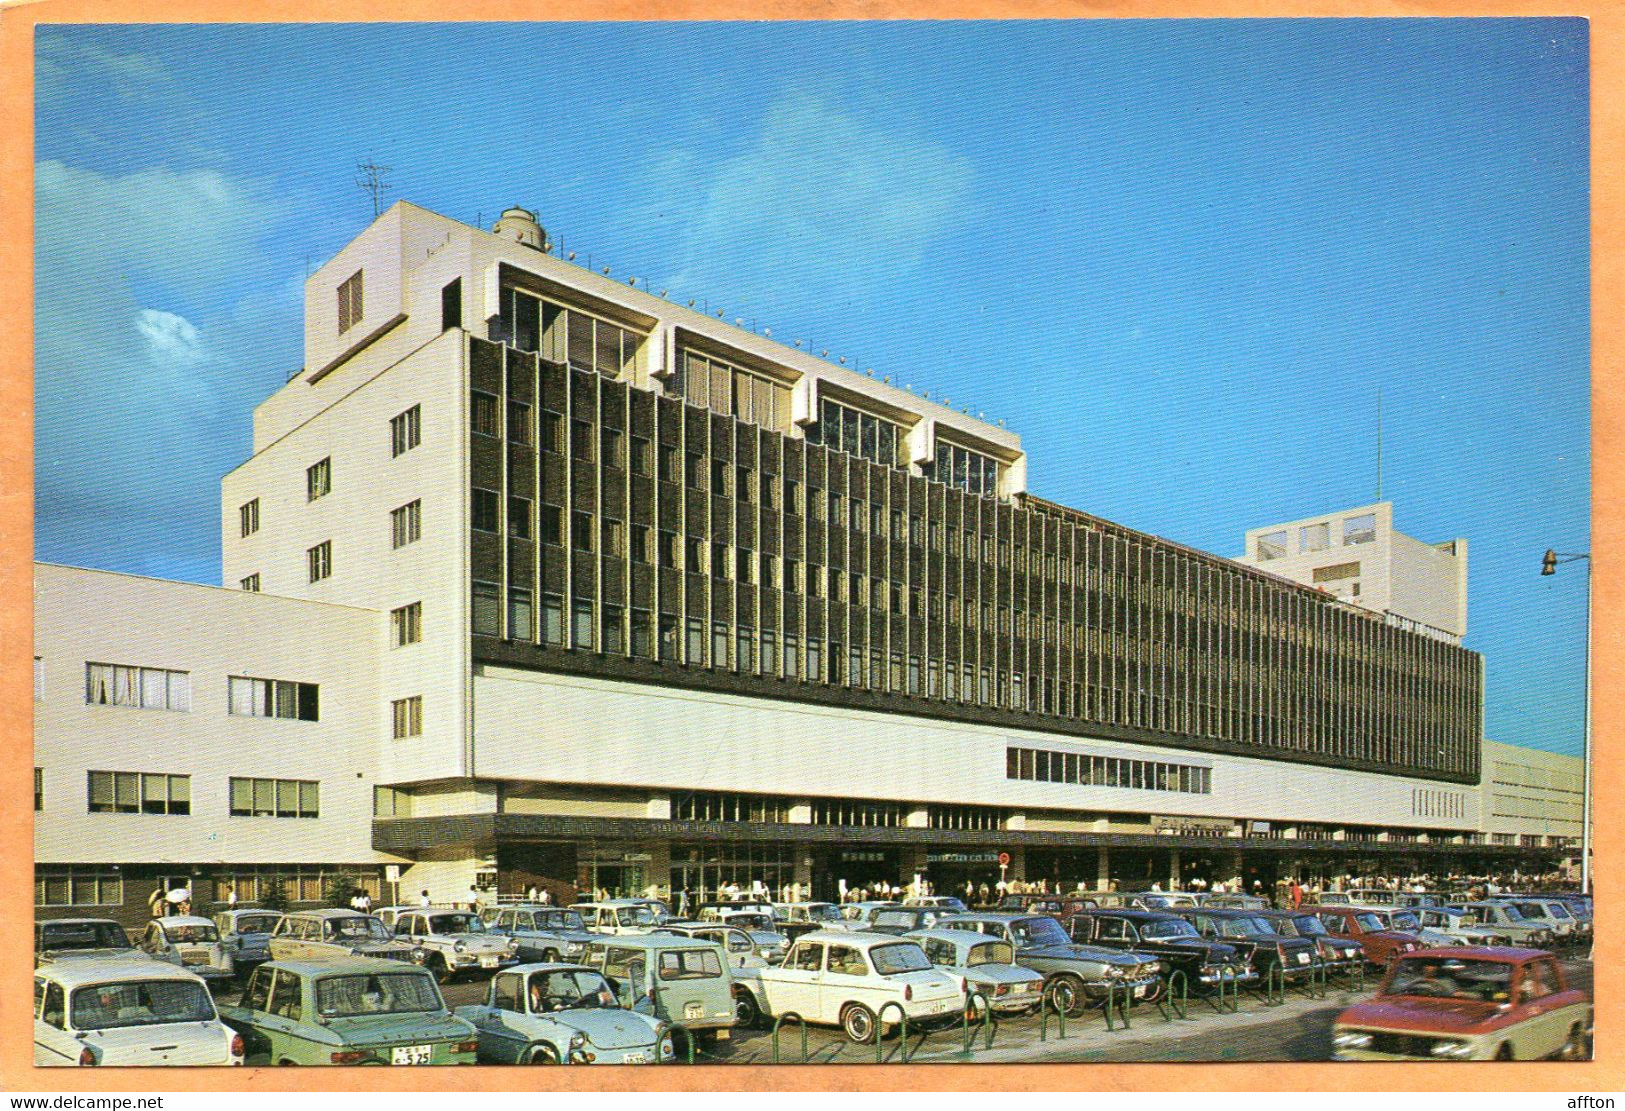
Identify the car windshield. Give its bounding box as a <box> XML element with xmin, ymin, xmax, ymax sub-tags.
<box><xmin>41</xmin><ymin>922</ymin><xmax>130</xmax><ymax>951</ymax></box>
<box><xmin>1388</xmin><ymin>912</ymin><xmax>1422</xmax><ymax>931</ymax></box>
<box><xmin>163</xmin><ymin>924</ymin><xmax>219</xmax><ymax>943</ymax></box>
<box><xmin>1266</xmin><ymin>918</ymin><xmax>1300</xmax><ymax>937</ymax></box>
<box><xmin>1509</xmin><ymin>903</ymin><xmax>1545</xmax><ymax>920</ymax></box>
<box><xmin>658</xmin><ymin>948</ymin><xmax>724</xmax><ymax>980</ymax></box>
<box><xmin>233</xmin><ymin>915</ymin><xmax>281</xmax><ymax>935</ymax></box>
<box><xmin>807</xmin><ymin>904</ymin><xmax>843</xmax><ymax>922</ymax></box>
<box><xmin>966</xmin><ymin>941</ymin><xmax>1015</xmax><ymax>967</ymax></box>
<box><xmin>731</xmin><ymin>913</ymin><xmax>773</xmax><ymax>930</ymax></box>
<box><xmin>1292</xmin><ymin>916</ymin><xmax>1329</xmax><ymax>937</ymax></box>
<box><xmin>871</xmin><ymin>943</ymin><xmax>933</xmax><ymax>975</ymax></box>
<box><xmin>1009</xmin><ymin>917</ymin><xmax>1070</xmax><ymax>947</ymax></box>
<box><xmin>1352</xmin><ymin>913</ymin><xmax>1385</xmax><ymax>932</ymax></box>
<box><xmin>616</xmin><ymin>907</ymin><xmax>657</xmax><ymax>927</ymax></box>
<box><xmin>936</xmin><ymin>898</ymin><xmax>968</xmax><ymax>912</ymax></box>
<box><xmin>1204</xmin><ymin>918</ymin><xmax>1255</xmax><ymax>939</ymax></box>
<box><xmin>317</xmin><ymin>972</ymin><xmax>443</xmax><ymax>1017</ymax></box>
<box><xmin>330</xmin><ymin>916</ymin><xmax>393</xmax><ymax>941</ymax></box>
<box><xmin>1496</xmin><ymin>904</ymin><xmax>1525</xmax><ymax>922</ymax></box>
<box><xmin>70</xmin><ymin>979</ymin><xmax>214</xmax><ymax>1030</ymax></box>
<box><xmin>1387</xmin><ymin>957</ymin><xmax>1514</xmax><ymax>1003</ymax></box>
<box><xmin>528</xmin><ymin>970</ymin><xmax>617</xmax><ymax>1012</ymax></box>
<box><xmin>428</xmin><ymin>913</ymin><xmax>486</xmax><ymax>934</ymax></box>
<box><xmin>1139</xmin><ymin>919</ymin><xmax>1199</xmax><ymax>940</ymax></box>
<box><xmin>1545</xmin><ymin>904</ymin><xmax>1572</xmax><ymax>920</ymax></box>
<box><xmin>547</xmin><ymin>911</ymin><xmax>587</xmax><ymax>931</ymax></box>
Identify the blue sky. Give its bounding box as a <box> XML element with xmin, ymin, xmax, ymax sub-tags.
<box><xmin>34</xmin><ymin>20</ymin><xmax>1590</xmax><ymax>756</ymax></box>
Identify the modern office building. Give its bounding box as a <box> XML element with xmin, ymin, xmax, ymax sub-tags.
<box><xmin>34</xmin><ymin>202</ymin><xmax>1569</xmax><ymax>922</ymax></box>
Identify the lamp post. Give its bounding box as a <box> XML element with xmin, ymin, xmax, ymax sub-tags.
<box><xmin>1540</xmin><ymin>549</ymin><xmax>1591</xmax><ymax>894</ymax></box>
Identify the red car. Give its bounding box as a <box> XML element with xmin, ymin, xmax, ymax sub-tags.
<box><xmin>1300</xmin><ymin>904</ymin><xmax>1425</xmax><ymax>969</ymax></box>
<box><xmin>1332</xmin><ymin>947</ymin><xmax>1591</xmax><ymax>1060</ymax></box>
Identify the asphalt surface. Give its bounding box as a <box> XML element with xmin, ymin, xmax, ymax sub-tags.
<box><xmin>385</xmin><ymin>954</ymin><xmax>1595</xmax><ymax>1065</ymax></box>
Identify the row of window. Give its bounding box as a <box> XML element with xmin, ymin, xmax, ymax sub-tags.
<box><xmin>80</xmin><ymin>771</ymin><xmax>318</xmax><ymax>818</ymax></box>
<box><xmin>669</xmin><ymin>350</ymin><xmax>792</xmax><ymax>433</ymax></box>
<box><xmin>803</xmin><ymin>397</ymin><xmax>904</xmax><ymax>469</ymax></box>
<box><xmin>82</xmin><ymin>665</ymin><xmax>319</xmax><ymax>721</ymax></box>
<box><xmin>37</xmin><ymin>865</ymin><xmax>382</xmax><ymax>909</ymax></box>
<box><xmin>1256</xmin><ymin>514</ymin><xmax>1377</xmax><ymax>561</ymax></box>
<box><xmin>496</xmin><ymin>288</ymin><xmax>643</xmax><ymax>379</ymax></box>
<box><xmin>1005</xmin><ymin>746</ymin><xmax>1213</xmax><ymax>795</ymax></box>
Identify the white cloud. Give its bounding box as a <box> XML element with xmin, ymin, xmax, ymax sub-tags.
<box><xmin>37</xmin><ymin>34</ymin><xmax>171</xmax><ymax>101</ymax></box>
<box><xmin>646</xmin><ymin>91</ymin><xmax>975</xmax><ymax>304</ymax></box>
<box><xmin>135</xmin><ymin>309</ymin><xmax>205</xmax><ymax>367</ymax></box>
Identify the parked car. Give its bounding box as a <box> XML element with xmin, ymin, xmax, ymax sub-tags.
<box><xmin>1132</xmin><ymin>892</ymin><xmax>1202</xmax><ymax>910</ymax></box>
<box><xmin>1359</xmin><ymin>907</ymin><xmax>1455</xmax><ymax>949</ymax></box>
<box><xmin>388</xmin><ymin>908</ymin><xmax>520</xmax><ymax>983</ymax></box>
<box><xmin>1331</xmin><ymin>948</ymin><xmax>1591</xmax><ymax>1061</ymax></box>
<box><xmin>906</xmin><ymin>928</ymin><xmax>1047</xmax><ymax>1016</ymax></box>
<box><xmin>35</xmin><ymin>918</ymin><xmax>144</xmax><ymax>965</ymax></box>
<box><xmin>1453</xmin><ymin>902</ymin><xmax>1556</xmax><ymax>948</ymax></box>
<box><xmin>1252</xmin><ymin>910</ymin><xmax>1365</xmax><ymax>971</ymax></box>
<box><xmin>840</xmin><ymin>901</ymin><xmax>903</xmax><ymax>924</ymax></box>
<box><xmin>689</xmin><ymin>908</ymin><xmax>789</xmax><ymax>963</ymax></box>
<box><xmin>34</xmin><ymin>959</ymin><xmax>243</xmax><ymax>1066</ymax></box>
<box><xmin>1067</xmin><ymin>909</ymin><xmax>1255</xmax><ymax>992</ymax></box>
<box><xmin>577</xmin><ymin>934</ymin><xmax>737</xmax><ymax>1038</ymax></box>
<box><xmin>1344</xmin><ymin>888</ymin><xmax>1404</xmax><ymax>908</ymax></box>
<box><xmin>1300</xmin><ymin>905</ymin><xmax>1426</xmax><ymax>969</ymax></box>
<box><xmin>773</xmin><ymin>902</ymin><xmax>856</xmax><ymax>940</ymax></box>
<box><xmin>483</xmin><ymin>905</ymin><xmax>597</xmax><ymax>963</ymax></box>
<box><xmin>1170</xmin><ymin>908</ymin><xmax>1319</xmax><ymax>982</ymax></box>
<box><xmin>994</xmin><ymin>893</ymin><xmax>1102</xmax><ymax>916</ymax></box>
<box><xmin>901</xmin><ymin>896</ymin><xmax>970</xmax><ymax>913</ymax></box>
<box><xmin>939</xmin><ymin>913</ymin><xmax>1162</xmax><ymax>1016</ymax></box>
<box><xmin>1414</xmin><ymin>907</ymin><xmax>1513</xmax><ymax>948</ymax></box>
<box><xmin>214</xmin><ymin>909</ymin><xmax>282</xmax><ymax>981</ymax></box>
<box><xmin>656</xmin><ymin>922</ymin><xmax>773</xmax><ymax>970</ymax></box>
<box><xmin>137</xmin><ymin>916</ymin><xmax>236</xmax><ymax>989</ymax></box>
<box><xmin>1491</xmin><ymin>898</ymin><xmax>1580</xmax><ymax>942</ymax></box>
<box><xmin>268</xmin><ymin>908</ymin><xmax>422</xmax><ymax>964</ymax></box>
<box><xmin>571</xmin><ymin>900</ymin><xmax>663</xmax><ymax>935</ymax></box>
<box><xmin>1199</xmin><ymin>894</ymin><xmax>1270</xmax><ymax>911</ymax></box>
<box><xmin>866</xmin><ymin>906</ymin><xmax>961</xmax><ymax>936</ymax></box>
<box><xmin>453</xmin><ymin>962</ymin><xmax>675</xmax><ymax>1064</ymax></box>
<box><xmin>733</xmin><ymin>931</ymin><xmax>963</xmax><ymax>1042</ymax></box>
<box><xmin>1395</xmin><ymin>892</ymin><xmax>1448</xmax><ymax>908</ymax></box>
<box><xmin>219</xmin><ymin>958</ymin><xmax>478</xmax><ymax>1065</ymax></box>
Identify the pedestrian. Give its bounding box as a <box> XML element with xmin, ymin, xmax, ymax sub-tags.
<box><xmin>1290</xmin><ymin>879</ymin><xmax>1304</xmax><ymax>908</ymax></box>
<box><xmin>358</xmin><ymin>890</ymin><xmax>372</xmax><ymax>913</ymax></box>
<box><xmin>526</xmin><ymin>884</ymin><xmax>539</xmax><ymax>903</ymax></box>
<box><xmin>226</xmin><ymin>883</ymin><xmax>239</xmax><ymax>909</ymax></box>
<box><xmin>539</xmin><ymin>887</ymin><xmax>551</xmax><ymax>906</ymax></box>
<box><xmin>419</xmin><ymin>888</ymin><xmax>432</xmax><ymax>908</ymax></box>
<box><xmin>148</xmin><ymin>884</ymin><xmax>166</xmax><ymax>919</ymax></box>
<box><xmin>468</xmin><ymin>884</ymin><xmax>482</xmax><ymax>913</ymax></box>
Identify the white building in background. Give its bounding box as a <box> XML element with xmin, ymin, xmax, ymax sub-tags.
<box><xmin>35</xmin><ymin>201</ymin><xmax>1572</xmax><ymax>923</ymax></box>
<box><xmin>1236</xmin><ymin>501</ymin><xmax>1468</xmax><ymax>644</ymax></box>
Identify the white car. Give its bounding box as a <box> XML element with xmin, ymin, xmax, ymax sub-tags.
<box><xmin>1495</xmin><ymin>898</ymin><xmax>1579</xmax><ymax>939</ymax></box>
<box><xmin>454</xmin><ymin>963</ymin><xmax>674</xmax><ymax>1064</ymax></box>
<box><xmin>34</xmin><ymin>959</ymin><xmax>243</xmax><ymax>1066</ymax></box>
<box><xmin>387</xmin><ymin>909</ymin><xmax>520</xmax><ymax>982</ymax></box>
<box><xmin>733</xmin><ymin>931</ymin><xmax>963</xmax><ymax>1043</ymax></box>
<box><xmin>571</xmin><ymin>900</ymin><xmax>663</xmax><ymax>936</ymax></box>
<box><xmin>138</xmin><ymin>916</ymin><xmax>236</xmax><ymax>987</ymax></box>
<box><xmin>907</xmin><ymin>928</ymin><xmax>1047</xmax><ymax>1016</ymax></box>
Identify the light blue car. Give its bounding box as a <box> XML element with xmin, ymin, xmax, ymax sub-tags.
<box><xmin>454</xmin><ymin>963</ymin><xmax>674</xmax><ymax>1064</ymax></box>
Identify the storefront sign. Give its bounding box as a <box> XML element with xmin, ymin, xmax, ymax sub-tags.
<box><xmin>840</xmin><ymin>851</ymin><xmax>886</xmax><ymax>863</ymax></box>
<box><xmin>927</xmin><ymin>852</ymin><xmax>1000</xmax><ymax>864</ymax></box>
<box><xmin>622</xmin><ymin>853</ymin><xmax>653</xmax><ymax>863</ymax></box>
<box><xmin>1153</xmin><ymin>815</ymin><xmax>1236</xmax><ymax>837</ymax></box>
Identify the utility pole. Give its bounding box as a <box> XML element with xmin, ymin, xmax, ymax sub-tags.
<box><xmin>355</xmin><ymin>159</ymin><xmax>393</xmax><ymax>219</ymax></box>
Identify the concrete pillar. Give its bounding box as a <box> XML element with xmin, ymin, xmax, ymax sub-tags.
<box><xmin>1168</xmin><ymin>849</ymin><xmax>1181</xmax><ymax>891</ymax></box>
<box><xmin>1007</xmin><ymin>846</ymin><xmax>1026</xmax><ymax>883</ymax></box>
<box><xmin>1095</xmin><ymin>847</ymin><xmax>1111</xmax><ymax>891</ymax></box>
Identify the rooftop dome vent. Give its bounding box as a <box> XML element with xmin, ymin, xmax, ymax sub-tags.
<box><xmin>493</xmin><ymin>206</ymin><xmax>548</xmax><ymax>252</ymax></box>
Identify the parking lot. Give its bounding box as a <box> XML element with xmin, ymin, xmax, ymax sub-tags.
<box><xmin>410</xmin><ymin>955</ymin><xmax>1590</xmax><ymax>1064</ymax></box>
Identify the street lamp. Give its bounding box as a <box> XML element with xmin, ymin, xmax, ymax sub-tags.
<box><xmin>1540</xmin><ymin>548</ymin><xmax>1591</xmax><ymax>895</ymax></box>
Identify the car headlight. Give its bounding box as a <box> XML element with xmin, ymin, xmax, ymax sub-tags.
<box><xmin>1332</xmin><ymin>1031</ymin><xmax>1372</xmax><ymax>1050</ymax></box>
<box><xmin>507</xmin><ymin>938</ymin><xmax>520</xmax><ymax>953</ymax></box>
<box><xmin>411</xmin><ymin>947</ymin><xmax>427</xmax><ymax>963</ymax></box>
<box><xmin>565</xmin><ymin>942</ymin><xmax>584</xmax><ymax>955</ymax></box>
<box><xmin>657</xmin><ymin>1025</ymin><xmax>675</xmax><ymax>1060</ymax></box>
<box><xmin>569</xmin><ymin>1031</ymin><xmax>587</xmax><ymax>1049</ymax></box>
<box><xmin>1105</xmin><ymin>965</ymin><xmax>1125</xmax><ymax>978</ymax></box>
<box><xmin>455</xmin><ymin>940</ymin><xmax>467</xmax><ymax>952</ymax></box>
<box><xmin>1430</xmin><ymin>1040</ymin><xmax>1473</xmax><ymax>1059</ymax></box>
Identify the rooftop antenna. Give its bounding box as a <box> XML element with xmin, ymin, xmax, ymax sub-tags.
<box><xmin>355</xmin><ymin>159</ymin><xmax>393</xmax><ymax>218</ymax></box>
<box><xmin>1375</xmin><ymin>386</ymin><xmax>1384</xmax><ymax>501</ymax></box>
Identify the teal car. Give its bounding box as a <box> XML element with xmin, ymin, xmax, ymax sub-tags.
<box><xmin>218</xmin><ymin>959</ymin><xmax>479</xmax><ymax>1065</ymax></box>
<box><xmin>454</xmin><ymin>963</ymin><xmax>675</xmax><ymax>1064</ymax></box>
<box><xmin>578</xmin><ymin>935</ymin><xmax>737</xmax><ymax>1039</ymax></box>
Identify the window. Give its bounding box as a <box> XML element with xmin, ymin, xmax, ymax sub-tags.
<box><xmin>540</xmin><ymin>594</ymin><xmax>564</xmax><ymax>645</ymax></box>
<box><xmin>472</xmin><ymin>488</ymin><xmax>500</xmax><ymax>533</ymax></box>
<box><xmin>539</xmin><ymin>411</ymin><xmax>562</xmax><ymax>453</ymax></box>
<box><xmin>228</xmin><ymin>676</ymin><xmax>319</xmax><ymax>721</ymax></box>
<box><xmin>571</xmin><ymin>511</ymin><xmax>593</xmax><ymax>552</ymax></box>
<box><xmin>472</xmin><ymin>581</ymin><xmax>501</xmax><ymax>636</ymax></box>
<box><xmin>230</xmin><ymin>778</ymin><xmax>319</xmax><ymax>819</ymax></box>
<box><xmin>84</xmin><ymin>663</ymin><xmax>190</xmax><ymax>712</ymax></box>
<box><xmin>337</xmin><ymin>270</ymin><xmax>363</xmax><ymax>334</ymax></box>
<box><xmin>807</xmin><ymin>398</ymin><xmax>904</xmax><ymax>467</ymax></box>
<box><xmin>659</xmin><ymin>530</ymin><xmax>678</xmax><ymax>568</ymax></box>
<box><xmin>509</xmin><ymin>588</ymin><xmax>534</xmax><ymax>640</ymax></box>
<box><xmin>509</xmin><ymin>497</ymin><xmax>532</xmax><ymax>540</ymax></box>
<box><xmin>391</xmin><ymin>602</ymin><xmax>422</xmax><ymax>647</ymax></box>
<box><xmin>374</xmin><ymin>786</ymin><xmax>412</xmax><ymax>818</ymax></box>
<box><xmin>709</xmin><ymin>541</ymin><xmax>727</xmax><ymax>579</ymax></box>
<box><xmin>630</xmin><ymin>524</ymin><xmax>651</xmax><ymax>563</ymax></box>
<box><xmin>571</xmin><ymin>598</ymin><xmax>594</xmax><ymax>650</ymax></box>
<box><xmin>35</xmin><ymin>868</ymin><xmax>123</xmax><ymax>908</ymax></box>
<box><xmin>306</xmin><ymin>457</ymin><xmax>331</xmax><ymax>501</ymax></box>
<box><xmin>239</xmin><ymin>499</ymin><xmax>260</xmax><ymax>538</ymax></box>
<box><xmin>507</xmin><ymin>400</ymin><xmax>532</xmax><ymax>446</ymax></box>
<box><xmin>676</xmin><ymin>350</ymin><xmax>790</xmax><ymax>431</ymax></box>
<box><xmin>88</xmin><ymin>770</ymin><xmax>189</xmax><ymax>815</ymax></box>
<box><xmin>1256</xmin><ymin>531</ymin><xmax>1288</xmax><ymax>561</ymax></box>
<box><xmin>390</xmin><ymin>405</ymin><xmax>421</xmax><ymax>457</ymax></box>
<box><xmin>630</xmin><ymin>436</ymin><xmax>651</xmax><ymax>475</ymax></box>
<box><xmin>441</xmin><ymin>278</ymin><xmax>462</xmax><ymax>331</ymax></box>
<box><xmin>471</xmin><ymin>391</ymin><xmax>500</xmax><ymax>438</ymax></box>
<box><xmin>1299</xmin><ymin>521</ymin><xmax>1330</xmax><ymax>552</ymax></box>
<box><xmin>1312</xmin><ymin>561</ymin><xmax>1361</xmax><ymax>583</ymax></box>
<box><xmin>601</xmin><ymin>426</ymin><xmax>624</xmax><ymax>469</ymax></box>
<box><xmin>307</xmin><ymin>540</ymin><xmax>332</xmax><ymax>583</ymax></box>
<box><xmin>391</xmin><ymin>696</ymin><xmax>423</xmax><ymax>739</ymax></box>
<box><xmin>391</xmin><ymin>500</ymin><xmax>421</xmax><ymax>548</ymax></box>
<box><xmin>572</xmin><ymin>420</ymin><xmax>593</xmax><ymax>462</ymax></box>
<box><xmin>711</xmin><ymin>460</ymin><xmax>729</xmax><ymax>497</ymax></box>
<box><xmin>931</xmin><ymin>440</ymin><xmax>1002</xmax><ymax>496</ymax></box>
<box><xmin>539</xmin><ymin>504</ymin><xmax>562</xmax><ymax>546</ymax></box>
<box><xmin>239</xmin><ymin>574</ymin><xmax>260</xmax><ymax>592</ymax></box>
<box><xmin>659</xmin><ymin>444</ymin><xmax>678</xmax><ymax>483</ymax></box>
<box><xmin>1343</xmin><ymin>514</ymin><xmax>1377</xmax><ymax>545</ymax></box>
<box><xmin>712</xmin><ymin>622</ymin><xmax>730</xmax><ymax>668</ymax></box>
<box><xmin>737</xmin><ymin>466</ymin><xmax>753</xmax><ymax>502</ymax></box>
<box><xmin>601</xmin><ymin>518</ymin><xmax>625</xmax><ymax>558</ymax></box>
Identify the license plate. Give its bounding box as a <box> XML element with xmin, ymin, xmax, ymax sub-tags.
<box><xmin>925</xmin><ymin>999</ymin><xmax>949</xmax><ymax>1014</ymax></box>
<box><xmin>390</xmin><ymin>1044</ymin><xmax>432</xmax><ymax>1065</ymax></box>
<box><xmin>623</xmin><ymin>1052</ymin><xmax>647</xmax><ymax>1064</ymax></box>
<box><xmin>480</xmin><ymin>955</ymin><xmax>500</xmax><ymax>969</ymax></box>
<box><xmin>1134</xmin><ymin>984</ymin><xmax>1150</xmax><ymax>999</ymax></box>
<box><xmin>684</xmin><ymin>1001</ymin><xmax>704</xmax><ymax>1020</ymax></box>
<box><xmin>1296</xmin><ymin>952</ymin><xmax>1311</xmax><ymax>964</ymax></box>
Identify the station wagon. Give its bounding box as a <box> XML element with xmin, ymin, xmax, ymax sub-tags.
<box><xmin>578</xmin><ymin>934</ymin><xmax>737</xmax><ymax>1036</ymax></box>
<box><xmin>484</xmin><ymin>905</ymin><xmax>596</xmax><ymax>962</ymax></box>
<box><xmin>269</xmin><ymin>909</ymin><xmax>421</xmax><ymax>964</ymax></box>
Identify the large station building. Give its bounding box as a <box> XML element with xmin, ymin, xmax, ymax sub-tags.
<box><xmin>34</xmin><ymin>202</ymin><xmax>1581</xmax><ymax>920</ymax></box>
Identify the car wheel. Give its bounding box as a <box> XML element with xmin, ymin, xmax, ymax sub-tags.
<box><xmin>1049</xmin><ymin>974</ymin><xmax>1086</xmax><ymax>1018</ymax></box>
<box><xmin>1495</xmin><ymin>1043</ymin><xmax>1515</xmax><ymax>1061</ymax></box>
<box><xmin>430</xmin><ymin>955</ymin><xmax>456</xmax><ymax>985</ymax></box>
<box><xmin>539</xmin><ymin>949</ymin><xmax>559</xmax><ymax>964</ymax></box>
<box><xmin>841</xmin><ymin>1002</ymin><xmax>877</xmax><ymax>1044</ymax></box>
<box><xmin>732</xmin><ymin>986</ymin><xmax>761</xmax><ymax>1029</ymax></box>
<box><xmin>1556</xmin><ymin>1024</ymin><xmax>1589</xmax><ymax>1061</ymax></box>
<box><xmin>526</xmin><ymin>1043</ymin><xmax>562</xmax><ymax>1065</ymax></box>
